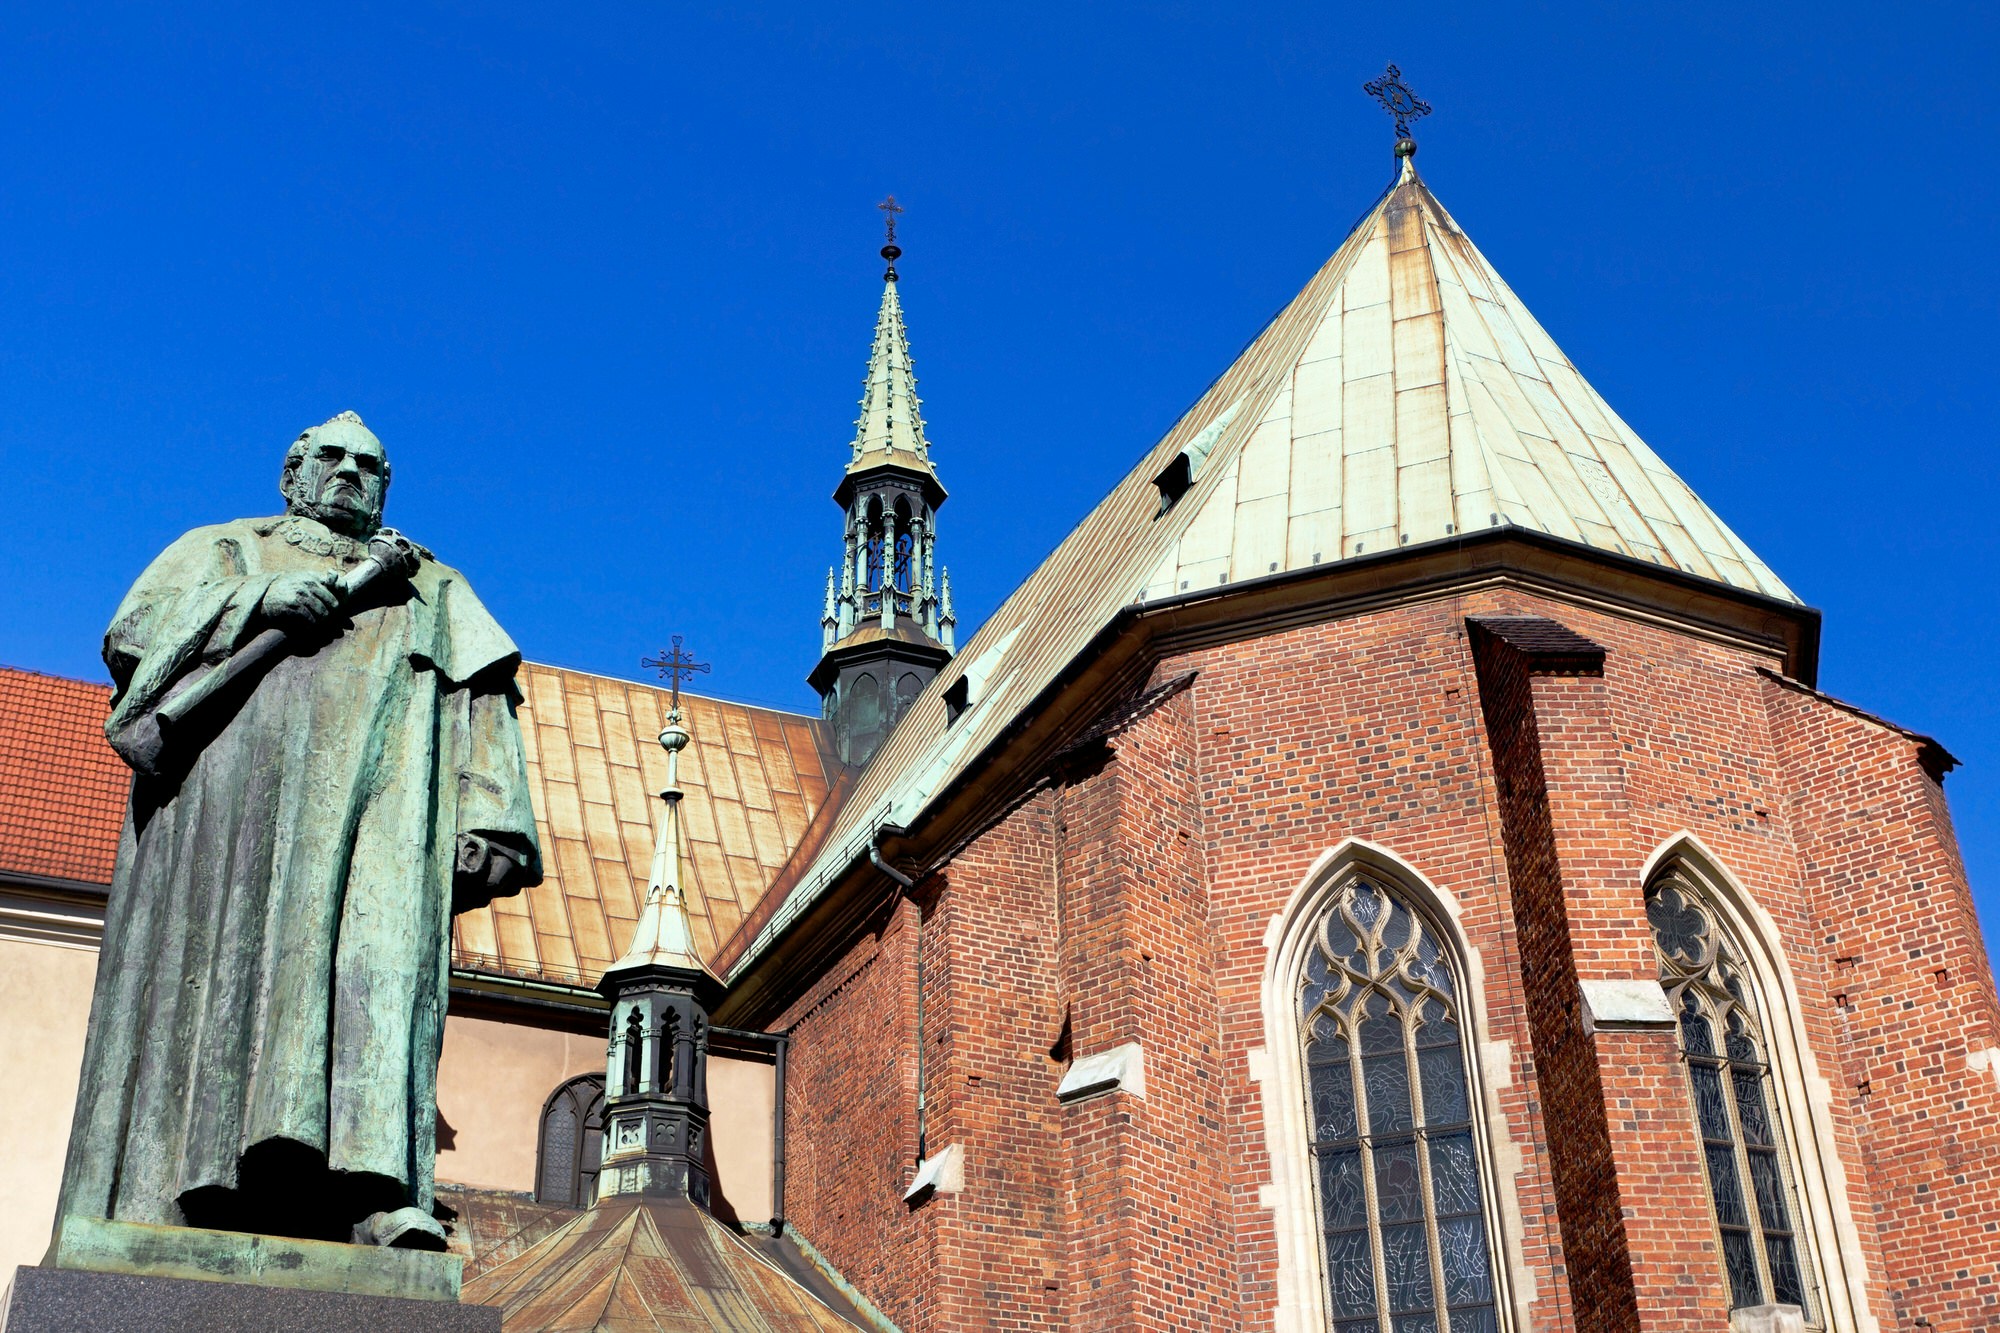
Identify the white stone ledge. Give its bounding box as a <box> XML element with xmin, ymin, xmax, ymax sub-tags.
<box><xmin>1056</xmin><ymin>1041</ymin><xmax>1147</xmax><ymax>1104</ymax></box>
<box><xmin>902</xmin><ymin>1143</ymin><xmax>964</xmax><ymax>1204</ymax></box>
<box><xmin>1578</xmin><ymin>978</ymin><xmax>1676</xmax><ymax>1033</ymax></box>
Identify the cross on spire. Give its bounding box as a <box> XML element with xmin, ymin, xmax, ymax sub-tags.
<box><xmin>877</xmin><ymin>194</ymin><xmax>903</xmax><ymax>246</ymax></box>
<box><xmin>1363</xmin><ymin>63</ymin><xmax>1432</xmax><ymax>146</ymax></box>
<box><xmin>641</xmin><ymin>635</ymin><xmax>711</xmax><ymax>708</ymax></box>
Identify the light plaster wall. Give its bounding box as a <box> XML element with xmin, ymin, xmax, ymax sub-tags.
<box><xmin>435</xmin><ymin>1013</ymin><xmax>604</xmax><ymax>1192</ymax></box>
<box><xmin>434</xmin><ymin>1014</ymin><xmax>776</xmax><ymax>1218</ymax></box>
<box><xmin>708</xmin><ymin>1055</ymin><xmax>775</xmax><ymax>1223</ymax></box>
<box><xmin>0</xmin><ymin>935</ymin><xmax>96</xmax><ymax>1273</ymax></box>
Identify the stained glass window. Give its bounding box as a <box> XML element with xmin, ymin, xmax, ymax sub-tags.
<box><xmin>1300</xmin><ymin>875</ymin><xmax>1498</xmax><ymax>1333</ymax></box>
<box><xmin>1647</xmin><ymin>871</ymin><xmax>1812</xmax><ymax>1315</ymax></box>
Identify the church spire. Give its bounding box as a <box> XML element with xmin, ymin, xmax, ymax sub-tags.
<box><xmin>849</xmin><ymin>200</ymin><xmax>932</xmax><ymax>469</ymax></box>
<box><xmin>810</xmin><ymin>200</ymin><xmax>955</xmax><ymax>768</ymax></box>
<box><xmin>597</xmin><ymin>650</ymin><xmax>723</xmax><ymax>1208</ymax></box>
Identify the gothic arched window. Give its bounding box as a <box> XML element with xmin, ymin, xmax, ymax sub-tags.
<box><xmin>1647</xmin><ymin>868</ymin><xmax>1813</xmax><ymax>1315</ymax></box>
<box><xmin>535</xmin><ymin>1073</ymin><xmax>606</xmax><ymax>1208</ymax></box>
<box><xmin>1300</xmin><ymin>874</ymin><xmax>1498</xmax><ymax>1333</ymax></box>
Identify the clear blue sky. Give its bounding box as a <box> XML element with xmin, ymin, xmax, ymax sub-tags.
<box><xmin>3</xmin><ymin>5</ymin><xmax>1996</xmax><ymax>930</ymax></box>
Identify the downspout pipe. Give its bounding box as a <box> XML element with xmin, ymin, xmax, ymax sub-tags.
<box><xmin>868</xmin><ymin>829</ymin><xmax>925</xmax><ymax>1168</ymax></box>
<box><xmin>771</xmin><ymin>1030</ymin><xmax>789</xmax><ymax>1234</ymax></box>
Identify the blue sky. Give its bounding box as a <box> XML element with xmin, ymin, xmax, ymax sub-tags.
<box><xmin>3</xmin><ymin>4</ymin><xmax>1996</xmax><ymax>929</ymax></box>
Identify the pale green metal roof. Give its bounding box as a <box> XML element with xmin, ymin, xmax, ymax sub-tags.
<box><xmin>845</xmin><ymin>278</ymin><xmax>938</xmax><ymax>480</ymax></box>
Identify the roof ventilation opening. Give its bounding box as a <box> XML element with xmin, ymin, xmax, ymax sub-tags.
<box><xmin>1151</xmin><ymin>397</ymin><xmax>1242</xmax><ymax>518</ymax></box>
<box><xmin>1153</xmin><ymin>454</ymin><xmax>1193</xmax><ymax>515</ymax></box>
<box><xmin>943</xmin><ymin>676</ymin><xmax>970</xmax><ymax>725</ymax></box>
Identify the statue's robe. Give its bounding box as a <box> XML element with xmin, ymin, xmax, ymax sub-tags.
<box><xmin>58</xmin><ymin>514</ymin><xmax>542</xmax><ymax>1241</ymax></box>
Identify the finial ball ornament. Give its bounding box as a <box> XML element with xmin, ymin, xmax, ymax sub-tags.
<box><xmin>1395</xmin><ymin>138</ymin><xmax>1417</xmax><ymax>158</ymax></box>
<box><xmin>659</xmin><ymin>707</ymin><xmax>691</xmax><ymax>754</ymax></box>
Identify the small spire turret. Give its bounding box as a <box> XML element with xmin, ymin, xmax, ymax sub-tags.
<box><xmin>810</xmin><ymin>199</ymin><xmax>956</xmax><ymax>767</ymax></box>
<box><xmin>599</xmin><ymin>643</ymin><xmax>722</xmax><ymax>1208</ymax></box>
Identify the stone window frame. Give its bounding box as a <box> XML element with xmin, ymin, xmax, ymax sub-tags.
<box><xmin>1640</xmin><ymin>835</ymin><xmax>1876</xmax><ymax>1333</ymax></box>
<box><xmin>1256</xmin><ymin>840</ymin><xmax>1531</xmax><ymax>1333</ymax></box>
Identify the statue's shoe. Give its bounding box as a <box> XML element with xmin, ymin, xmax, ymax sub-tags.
<box><xmin>352</xmin><ymin>1205</ymin><xmax>450</xmax><ymax>1251</ymax></box>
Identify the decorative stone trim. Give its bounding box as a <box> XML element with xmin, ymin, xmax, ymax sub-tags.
<box><xmin>1577</xmin><ymin>978</ymin><xmax>1676</xmax><ymax>1033</ymax></box>
<box><xmin>1730</xmin><ymin>1303</ymin><xmax>1807</xmax><ymax>1333</ymax></box>
<box><xmin>1968</xmin><ymin>1046</ymin><xmax>2000</xmax><ymax>1098</ymax></box>
<box><xmin>902</xmin><ymin>1143</ymin><xmax>964</xmax><ymax>1204</ymax></box>
<box><xmin>1055</xmin><ymin>1041</ymin><xmax>1146</xmax><ymax>1104</ymax></box>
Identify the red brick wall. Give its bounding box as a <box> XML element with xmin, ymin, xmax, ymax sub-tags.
<box><xmin>776</xmin><ymin>895</ymin><xmax>935</xmax><ymax>1330</ymax></box>
<box><xmin>1763</xmin><ymin>677</ymin><xmax>2000</xmax><ymax>1330</ymax></box>
<box><xmin>772</xmin><ymin>585</ymin><xmax>1997</xmax><ymax>1330</ymax></box>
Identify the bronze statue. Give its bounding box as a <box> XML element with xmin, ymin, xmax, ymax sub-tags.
<box><xmin>58</xmin><ymin>411</ymin><xmax>542</xmax><ymax>1250</ymax></box>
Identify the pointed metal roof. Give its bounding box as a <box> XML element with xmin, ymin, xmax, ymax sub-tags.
<box><xmin>845</xmin><ymin>277</ymin><xmax>938</xmax><ymax>481</ymax></box>
<box><xmin>461</xmin><ymin>1198</ymin><xmax>874</xmax><ymax>1330</ymax></box>
<box><xmin>733</xmin><ymin>150</ymin><xmax>1798</xmax><ymax>975</ymax></box>
<box><xmin>603</xmin><ymin>705</ymin><xmax>721</xmax><ymax>988</ymax></box>
<box><xmin>1135</xmin><ymin>153</ymin><xmax>1794</xmax><ymax>602</ymax></box>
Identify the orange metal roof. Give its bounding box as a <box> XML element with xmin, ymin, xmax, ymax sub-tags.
<box><xmin>453</xmin><ymin>663</ymin><xmax>840</xmax><ymax>988</ymax></box>
<box><xmin>0</xmin><ymin>662</ymin><xmax>840</xmax><ymax>989</ymax></box>
<box><xmin>0</xmin><ymin>667</ymin><xmax>126</xmax><ymax>887</ymax></box>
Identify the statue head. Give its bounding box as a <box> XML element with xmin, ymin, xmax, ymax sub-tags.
<box><xmin>281</xmin><ymin>411</ymin><xmax>391</xmax><ymax>537</ymax></box>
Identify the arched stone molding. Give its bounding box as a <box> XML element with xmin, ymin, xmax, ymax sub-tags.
<box><xmin>1640</xmin><ymin>833</ymin><xmax>1878</xmax><ymax>1333</ymax></box>
<box><xmin>1251</xmin><ymin>838</ymin><xmax>1531</xmax><ymax>1333</ymax></box>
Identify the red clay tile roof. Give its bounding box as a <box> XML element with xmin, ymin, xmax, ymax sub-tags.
<box><xmin>0</xmin><ymin>667</ymin><xmax>127</xmax><ymax>887</ymax></box>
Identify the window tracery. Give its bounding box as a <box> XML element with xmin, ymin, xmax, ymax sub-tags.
<box><xmin>1300</xmin><ymin>874</ymin><xmax>1498</xmax><ymax>1333</ymax></box>
<box><xmin>1647</xmin><ymin>868</ymin><xmax>1812</xmax><ymax>1315</ymax></box>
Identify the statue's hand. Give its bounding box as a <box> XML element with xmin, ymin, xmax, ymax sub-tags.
<box><xmin>453</xmin><ymin>832</ymin><xmax>532</xmax><ymax>913</ymax></box>
<box><xmin>260</xmin><ymin>570</ymin><xmax>341</xmax><ymax>624</ymax></box>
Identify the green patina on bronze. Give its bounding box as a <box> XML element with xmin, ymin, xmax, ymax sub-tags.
<box><xmin>56</xmin><ymin>411</ymin><xmax>543</xmax><ymax>1256</ymax></box>
<box><xmin>49</xmin><ymin>1216</ymin><xmax>464</xmax><ymax>1302</ymax></box>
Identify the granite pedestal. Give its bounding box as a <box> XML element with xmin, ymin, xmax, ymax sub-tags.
<box><xmin>1</xmin><ymin>1265</ymin><xmax>501</xmax><ymax>1332</ymax></box>
<box><xmin>3</xmin><ymin>1216</ymin><xmax>500</xmax><ymax>1332</ymax></box>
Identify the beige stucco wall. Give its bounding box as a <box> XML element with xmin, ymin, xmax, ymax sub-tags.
<box><xmin>434</xmin><ymin>1013</ymin><xmax>777</xmax><ymax>1222</ymax></box>
<box><xmin>435</xmin><ymin>1013</ymin><xmax>605</xmax><ymax>1193</ymax></box>
<box><xmin>0</xmin><ymin>934</ymin><xmax>96</xmax><ymax>1273</ymax></box>
<box><xmin>709</xmin><ymin>1054</ymin><xmax>775</xmax><ymax>1223</ymax></box>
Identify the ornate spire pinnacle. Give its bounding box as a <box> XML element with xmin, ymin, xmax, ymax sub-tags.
<box><xmin>1364</xmin><ymin>63</ymin><xmax>1431</xmax><ymax>159</ymax></box>
<box><xmin>605</xmin><ymin>696</ymin><xmax>717</xmax><ymax>986</ymax></box>
<box><xmin>849</xmin><ymin>236</ymin><xmax>932</xmax><ymax>468</ymax></box>
<box><xmin>939</xmin><ymin>568</ymin><xmax>956</xmax><ymax>652</ymax></box>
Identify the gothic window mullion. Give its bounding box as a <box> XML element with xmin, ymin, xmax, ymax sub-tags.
<box><xmin>1716</xmin><ymin>1009</ymin><xmax>1775</xmax><ymax>1306</ymax></box>
<box><xmin>1407</xmin><ymin>998</ymin><xmax>1452</xmax><ymax>1333</ymax></box>
<box><xmin>1649</xmin><ymin>872</ymin><xmax>1816</xmax><ymax>1321</ymax></box>
<box><xmin>1349</xmin><ymin>1018</ymin><xmax>1392</xmax><ymax>1333</ymax></box>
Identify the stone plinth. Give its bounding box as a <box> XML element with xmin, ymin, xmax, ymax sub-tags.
<box><xmin>47</xmin><ymin>1215</ymin><xmax>461</xmax><ymax>1302</ymax></box>
<box><xmin>0</xmin><ymin>1266</ymin><xmax>500</xmax><ymax>1332</ymax></box>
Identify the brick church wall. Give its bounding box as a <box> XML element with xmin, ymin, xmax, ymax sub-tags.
<box><xmin>1763</xmin><ymin>678</ymin><xmax>2000</xmax><ymax>1329</ymax></box>
<box><xmin>774</xmin><ymin>585</ymin><xmax>1999</xmax><ymax>1330</ymax></box>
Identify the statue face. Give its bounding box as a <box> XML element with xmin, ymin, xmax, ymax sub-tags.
<box><xmin>282</xmin><ymin>420</ymin><xmax>389</xmax><ymax>536</ymax></box>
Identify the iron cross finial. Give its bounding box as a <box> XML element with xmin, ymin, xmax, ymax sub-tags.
<box><xmin>877</xmin><ymin>195</ymin><xmax>904</xmax><ymax>246</ymax></box>
<box><xmin>641</xmin><ymin>635</ymin><xmax>711</xmax><ymax>708</ymax></box>
<box><xmin>1364</xmin><ymin>63</ymin><xmax>1432</xmax><ymax>146</ymax></box>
